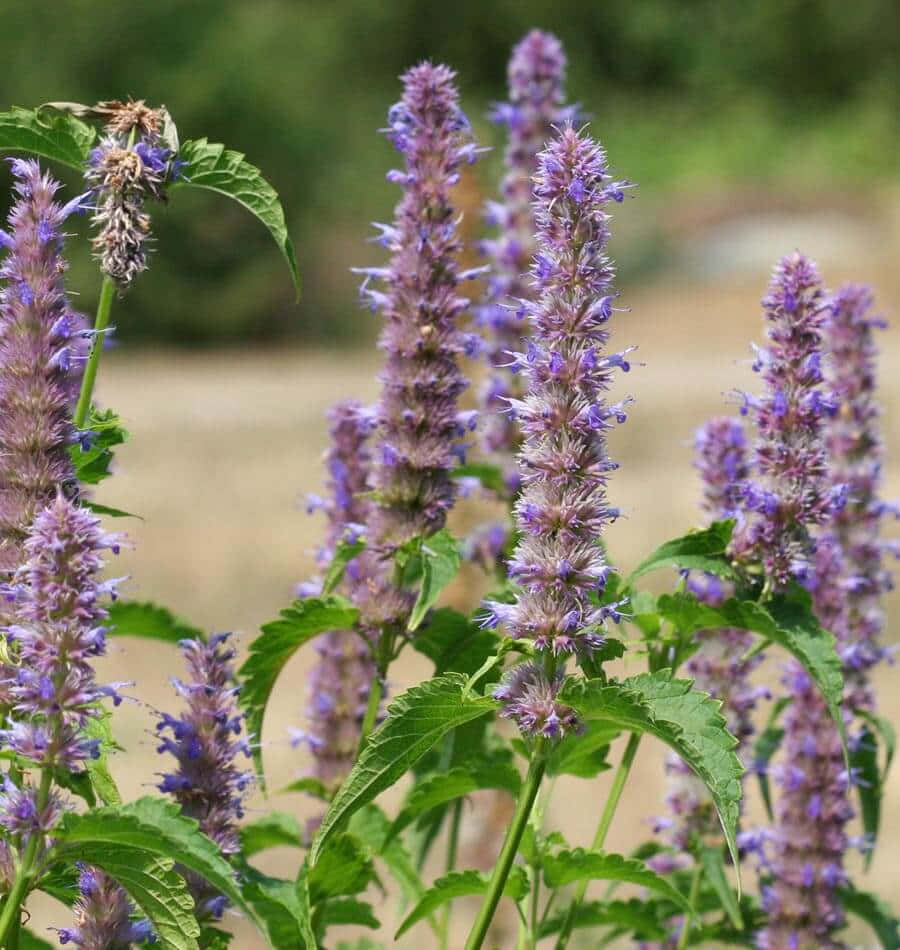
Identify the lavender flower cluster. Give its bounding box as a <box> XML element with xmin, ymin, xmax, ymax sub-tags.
<box><xmin>0</xmin><ymin>160</ymin><xmax>87</xmax><ymax>575</ymax></box>
<box><xmin>477</xmin><ymin>30</ymin><xmax>578</xmax><ymax>494</ymax></box>
<box><xmin>156</xmin><ymin>634</ymin><xmax>251</xmax><ymax>921</ymax></box>
<box><xmin>487</xmin><ymin>126</ymin><xmax>631</xmax><ymax>737</ymax></box>
<box><xmin>58</xmin><ymin>866</ymin><xmax>154</xmax><ymax>948</ymax></box>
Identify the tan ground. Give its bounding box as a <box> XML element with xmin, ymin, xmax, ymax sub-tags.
<box><xmin>25</xmin><ymin>242</ymin><xmax>900</xmax><ymax>946</ymax></box>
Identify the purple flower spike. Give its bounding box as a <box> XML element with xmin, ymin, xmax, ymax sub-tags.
<box><xmin>760</xmin><ymin>286</ymin><xmax>892</xmax><ymax>949</ymax></box>
<box><xmin>0</xmin><ymin>161</ymin><xmax>86</xmax><ymax>573</ymax></box>
<box><xmin>299</xmin><ymin>402</ymin><xmax>377</xmax><ymax>792</ymax></box>
<box><xmin>365</xmin><ymin>62</ymin><xmax>477</xmax><ymax>552</ymax></box>
<box><xmin>731</xmin><ymin>252</ymin><xmax>833</xmax><ymax>589</ymax></box>
<box><xmin>156</xmin><ymin>633</ymin><xmax>251</xmax><ymax>921</ymax></box>
<box><xmin>694</xmin><ymin>417</ymin><xmax>749</xmax><ymax>519</ymax></box>
<box><xmin>492</xmin><ymin>125</ymin><xmax>631</xmax><ymax>668</ymax></box>
<box><xmin>493</xmin><ymin>662</ymin><xmax>579</xmax><ymax>739</ymax></box>
<box><xmin>0</xmin><ymin>494</ymin><xmax>123</xmax><ymax>772</ymax></box>
<box><xmin>57</xmin><ymin>865</ymin><xmax>155</xmax><ymax>947</ymax></box>
<box><xmin>478</xmin><ymin>31</ymin><xmax>578</xmax><ymax>492</ymax></box>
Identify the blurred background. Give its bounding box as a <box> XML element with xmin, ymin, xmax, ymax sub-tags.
<box><xmin>4</xmin><ymin>0</ymin><xmax>899</xmax><ymax>945</ymax></box>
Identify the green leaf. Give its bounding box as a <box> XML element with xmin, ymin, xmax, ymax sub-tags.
<box><xmin>70</xmin><ymin>408</ymin><xmax>129</xmax><ymax>486</ymax></box>
<box><xmin>308</xmin><ymin>833</ymin><xmax>376</xmax><ymax>901</ymax></box>
<box><xmin>57</xmin><ymin>845</ymin><xmax>200</xmax><ymax>950</ymax></box>
<box><xmin>451</xmin><ymin>462</ymin><xmax>506</xmax><ymax>495</ymax></box>
<box><xmin>321</xmin><ymin>537</ymin><xmax>366</xmax><ymax>595</ymax></box>
<box><xmin>347</xmin><ymin>805</ymin><xmax>427</xmax><ymax>912</ymax></box>
<box><xmin>538</xmin><ymin>898</ymin><xmax>668</xmax><ymax>941</ymax></box>
<box><xmin>562</xmin><ymin>672</ymin><xmax>744</xmax><ymax>870</ymax></box>
<box><xmin>752</xmin><ymin>698</ymin><xmax>790</xmax><ymax>821</ymax></box>
<box><xmin>699</xmin><ymin>845</ymin><xmax>742</xmax><ymax>930</ymax></box>
<box><xmin>413</xmin><ymin>608</ymin><xmax>500</xmax><ymax>677</ymax></box>
<box><xmin>239</xmin><ymin>594</ymin><xmax>359</xmax><ymax>777</ymax></box>
<box><xmin>545</xmin><ymin>721</ymin><xmax>619</xmax><ymax>778</ymax></box>
<box><xmin>859</xmin><ymin>709</ymin><xmax>896</xmax><ymax>782</ymax></box>
<box><xmin>395</xmin><ymin>867</ymin><xmax>528</xmax><ymax>938</ymax></box>
<box><xmin>240</xmin><ymin>812</ymin><xmax>304</xmax><ymax>858</ymax></box>
<box><xmin>387</xmin><ymin>760</ymin><xmax>521</xmax><ymax>841</ymax></box>
<box><xmin>174</xmin><ymin>138</ymin><xmax>299</xmax><ymax>297</ymax></box>
<box><xmin>281</xmin><ymin>776</ymin><xmax>332</xmax><ymax>801</ymax></box>
<box><xmin>107</xmin><ymin>600</ymin><xmax>204</xmax><ymax>644</ymax></box>
<box><xmin>82</xmin><ymin>501</ymin><xmax>141</xmax><ymax>519</ymax></box>
<box><xmin>628</xmin><ymin>520</ymin><xmax>736</xmax><ymax>583</ymax></box>
<box><xmin>316</xmin><ymin>898</ymin><xmax>380</xmax><ymax>931</ymax></box>
<box><xmin>19</xmin><ymin>931</ymin><xmax>58</xmax><ymax>950</ymax></box>
<box><xmin>850</xmin><ymin>725</ymin><xmax>882</xmax><ymax>866</ymax></box>
<box><xmin>542</xmin><ymin>849</ymin><xmax>691</xmax><ymax>912</ymax></box>
<box><xmin>0</xmin><ymin>106</ymin><xmax>96</xmax><ymax>169</ymax></box>
<box><xmin>408</xmin><ymin>530</ymin><xmax>462</xmax><ymax>631</ymax></box>
<box><xmin>839</xmin><ymin>885</ymin><xmax>900</xmax><ymax>949</ymax></box>
<box><xmin>84</xmin><ymin>708</ymin><xmax>122</xmax><ymax>806</ymax></box>
<box><xmin>309</xmin><ymin>674</ymin><xmax>496</xmax><ymax>865</ymax></box>
<box><xmin>56</xmin><ymin>797</ymin><xmax>252</xmax><ymax>927</ymax></box>
<box><xmin>240</xmin><ymin>866</ymin><xmax>316</xmax><ymax>950</ymax></box>
<box><xmin>198</xmin><ymin>928</ymin><xmax>234</xmax><ymax>950</ymax></box>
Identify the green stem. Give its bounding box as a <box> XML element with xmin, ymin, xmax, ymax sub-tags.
<box><xmin>554</xmin><ymin>732</ymin><xmax>642</xmax><ymax>950</ymax></box>
<box><xmin>73</xmin><ymin>276</ymin><xmax>116</xmax><ymax>430</ymax></box>
<box><xmin>465</xmin><ymin>753</ymin><xmax>546</xmax><ymax>950</ymax></box>
<box><xmin>0</xmin><ymin>770</ymin><xmax>52</xmax><ymax>945</ymax></box>
<box><xmin>676</xmin><ymin>865</ymin><xmax>702</xmax><ymax>950</ymax></box>
<box><xmin>357</xmin><ymin>673</ymin><xmax>384</xmax><ymax>752</ymax></box>
<box><xmin>439</xmin><ymin>799</ymin><xmax>464</xmax><ymax>950</ymax></box>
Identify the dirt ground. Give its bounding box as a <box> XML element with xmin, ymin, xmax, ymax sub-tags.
<box><xmin>25</xmin><ymin>238</ymin><xmax>900</xmax><ymax>946</ymax></box>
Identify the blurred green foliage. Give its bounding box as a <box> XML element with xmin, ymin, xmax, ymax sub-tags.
<box><xmin>1</xmin><ymin>0</ymin><xmax>897</xmax><ymax>345</ymax></box>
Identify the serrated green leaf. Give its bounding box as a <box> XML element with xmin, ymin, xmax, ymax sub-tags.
<box><xmin>309</xmin><ymin>674</ymin><xmax>496</xmax><ymax>865</ymax></box>
<box><xmin>174</xmin><ymin>138</ymin><xmax>299</xmax><ymax>297</ymax></box>
<box><xmin>699</xmin><ymin>845</ymin><xmax>742</xmax><ymax>930</ymax></box>
<box><xmin>562</xmin><ymin>672</ymin><xmax>743</xmax><ymax>871</ymax></box>
<box><xmin>240</xmin><ymin>866</ymin><xmax>316</xmax><ymax>949</ymax></box>
<box><xmin>628</xmin><ymin>520</ymin><xmax>736</xmax><ymax>583</ymax></box>
<box><xmin>451</xmin><ymin>462</ymin><xmax>507</xmax><ymax>495</ymax></box>
<box><xmin>240</xmin><ymin>812</ymin><xmax>304</xmax><ymax>858</ymax></box>
<box><xmin>107</xmin><ymin>600</ymin><xmax>204</xmax><ymax>644</ymax></box>
<box><xmin>239</xmin><ymin>594</ymin><xmax>359</xmax><ymax>778</ymax></box>
<box><xmin>84</xmin><ymin>708</ymin><xmax>122</xmax><ymax>806</ymax></box>
<box><xmin>851</xmin><ymin>725</ymin><xmax>882</xmax><ymax>866</ymax></box>
<box><xmin>387</xmin><ymin>760</ymin><xmax>521</xmax><ymax>842</ymax></box>
<box><xmin>413</xmin><ymin>608</ymin><xmax>500</xmax><ymax>677</ymax></box>
<box><xmin>56</xmin><ymin>845</ymin><xmax>199</xmax><ymax>950</ymax></box>
<box><xmin>859</xmin><ymin>709</ymin><xmax>895</xmax><ymax>782</ymax></box>
<box><xmin>69</xmin><ymin>408</ymin><xmax>129</xmax><ymax>486</ymax></box>
<box><xmin>56</xmin><ymin>798</ymin><xmax>252</xmax><ymax>928</ymax></box>
<box><xmin>839</xmin><ymin>885</ymin><xmax>900</xmax><ymax>949</ymax></box>
<box><xmin>395</xmin><ymin>867</ymin><xmax>528</xmax><ymax>938</ymax></box>
<box><xmin>545</xmin><ymin>721</ymin><xmax>619</xmax><ymax>778</ymax></box>
<box><xmin>538</xmin><ymin>898</ymin><xmax>668</xmax><ymax>941</ymax></box>
<box><xmin>408</xmin><ymin>530</ymin><xmax>462</xmax><ymax>631</ymax></box>
<box><xmin>0</xmin><ymin>106</ymin><xmax>96</xmax><ymax>169</ymax></box>
<box><xmin>321</xmin><ymin>537</ymin><xmax>366</xmax><ymax>595</ymax></box>
<box><xmin>309</xmin><ymin>833</ymin><xmax>376</xmax><ymax>901</ymax></box>
<box><xmin>542</xmin><ymin>849</ymin><xmax>691</xmax><ymax>912</ymax></box>
<box><xmin>316</xmin><ymin>898</ymin><xmax>381</xmax><ymax>931</ymax></box>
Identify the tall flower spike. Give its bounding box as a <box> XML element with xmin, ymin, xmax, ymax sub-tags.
<box><xmin>478</xmin><ymin>30</ymin><xmax>578</xmax><ymax>494</ymax></box>
<box><xmin>296</xmin><ymin>402</ymin><xmax>377</xmax><ymax>792</ymax></box>
<box><xmin>155</xmin><ymin>633</ymin><xmax>251</xmax><ymax>922</ymax></box>
<box><xmin>731</xmin><ymin>252</ymin><xmax>835</xmax><ymax>589</ymax></box>
<box><xmin>487</xmin><ymin>125</ymin><xmax>631</xmax><ymax>735</ymax></box>
<box><xmin>758</xmin><ymin>286</ymin><xmax>891</xmax><ymax>950</ymax></box>
<box><xmin>657</xmin><ymin>419</ymin><xmax>766</xmax><ymax>857</ymax></box>
<box><xmin>0</xmin><ymin>494</ymin><xmax>122</xmax><ymax>774</ymax></box>
<box><xmin>357</xmin><ymin>62</ymin><xmax>480</xmax><ymax>638</ymax></box>
<box><xmin>57</xmin><ymin>865</ymin><xmax>154</xmax><ymax>948</ymax></box>
<box><xmin>85</xmin><ymin>101</ymin><xmax>175</xmax><ymax>288</ymax></box>
<box><xmin>0</xmin><ymin>160</ymin><xmax>86</xmax><ymax>574</ymax></box>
